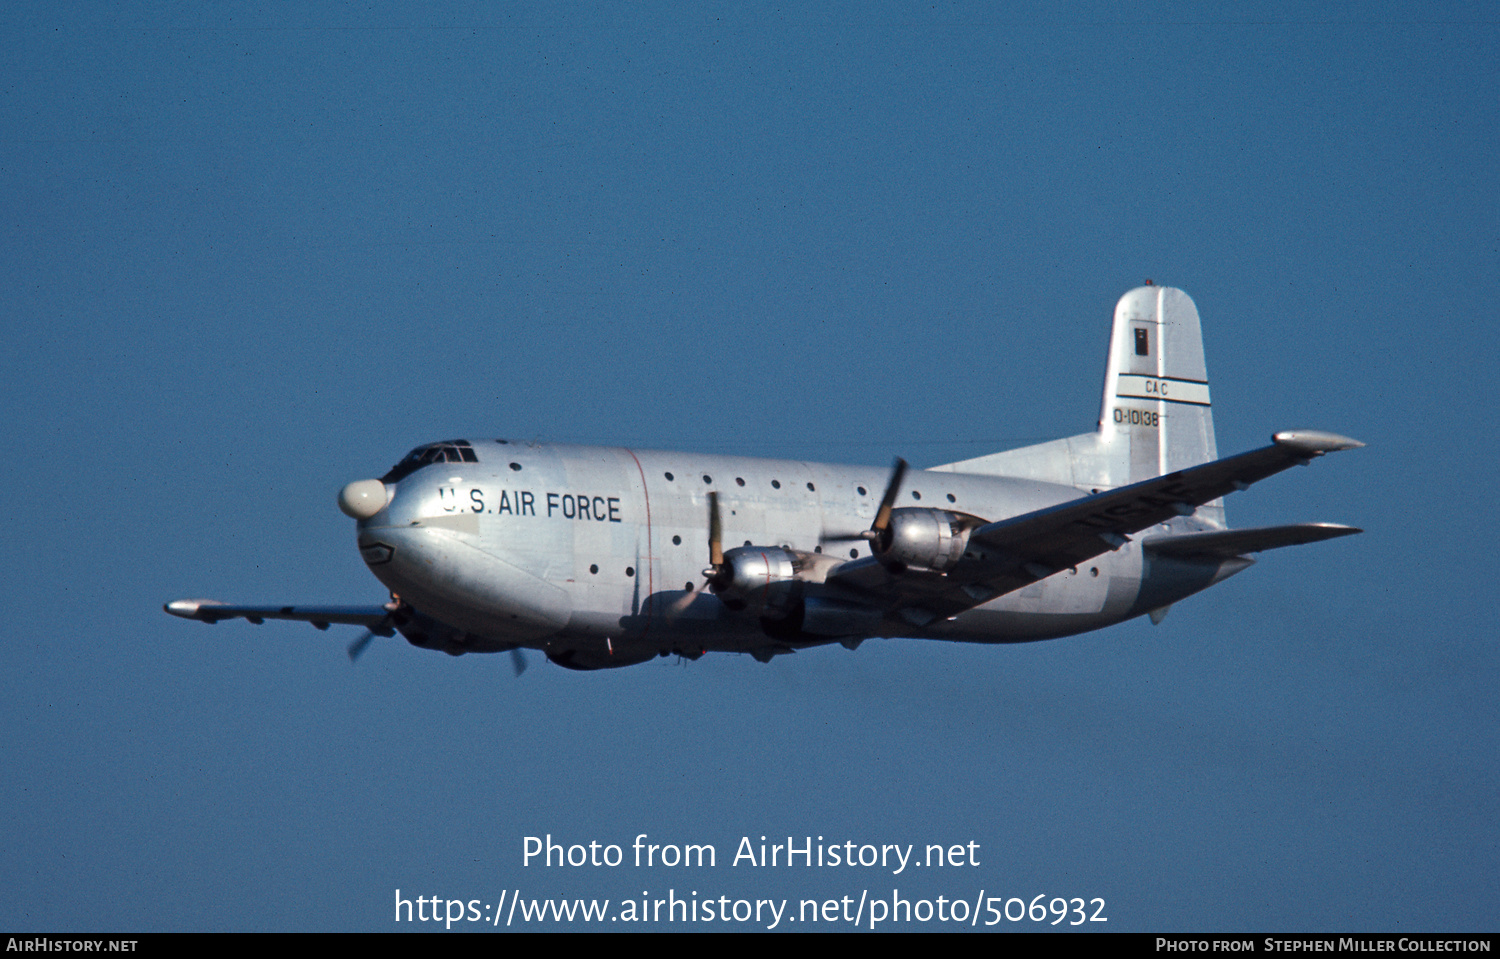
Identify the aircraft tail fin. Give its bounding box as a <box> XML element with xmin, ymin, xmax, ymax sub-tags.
<box><xmin>1096</xmin><ymin>284</ymin><xmax>1217</xmax><ymax>480</ymax></box>
<box><xmin>933</xmin><ymin>286</ymin><xmax>1219</xmax><ymax>513</ymax></box>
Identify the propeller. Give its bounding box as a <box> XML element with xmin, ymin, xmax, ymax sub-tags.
<box><xmin>347</xmin><ymin>629</ymin><xmax>376</xmax><ymax>662</ymax></box>
<box><xmin>664</xmin><ymin>491</ymin><xmax>729</xmax><ymax>622</ymax></box>
<box><xmin>869</xmin><ymin>457</ymin><xmax>908</xmax><ymax>546</ymax></box>
<box><xmin>346</xmin><ymin>601</ymin><xmax>401</xmax><ymax>663</ymax></box>
<box><xmin>338</xmin><ymin>598</ymin><xmax>530</xmax><ymax>674</ymax></box>
<box><xmin>353</xmin><ymin>626</ymin><xmax>529</xmax><ymax>677</ymax></box>
<box><xmin>702</xmin><ymin>491</ymin><xmax>730</xmax><ymax>592</ymax></box>
<box><xmin>818</xmin><ymin>457</ymin><xmax>909</xmax><ymax>545</ymax></box>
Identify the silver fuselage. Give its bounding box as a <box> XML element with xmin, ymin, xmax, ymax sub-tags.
<box><xmin>355</xmin><ymin>440</ymin><xmax>1237</xmax><ymax>665</ymax></box>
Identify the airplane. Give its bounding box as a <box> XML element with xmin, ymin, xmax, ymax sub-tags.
<box><xmin>166</xmin><ymin>284</ymin><xmax>1362</xmax><ymax>672</ymax></box>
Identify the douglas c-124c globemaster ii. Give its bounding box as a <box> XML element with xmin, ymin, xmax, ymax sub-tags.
<box><xmin>167</xmin><ymin>286</ymin><xmax>1362</xmax><ymax>671</ymax></box>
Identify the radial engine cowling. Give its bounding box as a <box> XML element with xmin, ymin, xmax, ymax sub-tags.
<box><xmin>874</xmin><ymin>508</ymin><xmax>974</xmax><ymax>573</ymax></box>
<box><xmin>710</xmin><ymin>546</ymin><xmax>803</xmax><ymax>620</ymax></box>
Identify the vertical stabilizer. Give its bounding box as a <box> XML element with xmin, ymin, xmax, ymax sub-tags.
<box><xmin>1099</xmin><ymin>285</ymin><xmax>1217</xmax><ymax>481</ymax></box>
<box><xmin>933</xmin><ymin>287</ymin><xmax>1220</xmax><ymax>522</ymax></box>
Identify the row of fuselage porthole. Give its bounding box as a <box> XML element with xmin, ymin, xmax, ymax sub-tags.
<box><xmin>485</xmin><ymin>439</ymin><xmax>960</xmax><ymax>507</ymax></box>
<box><xmin>483</xmin><ymin>439</ymin><xmax>970</xmax><ymax>577</ymax></box>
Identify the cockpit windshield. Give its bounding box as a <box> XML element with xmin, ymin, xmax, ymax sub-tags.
<box><xmin>380</xmin><ymin>439</ymin><xmax>479</xmax><ymax>483</ymax></box>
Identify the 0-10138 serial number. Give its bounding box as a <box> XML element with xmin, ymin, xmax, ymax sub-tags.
<box><xmin>1114</xmin><ymin>408</ymin><xmax>1159</xmax><ymax>427</ymax></box>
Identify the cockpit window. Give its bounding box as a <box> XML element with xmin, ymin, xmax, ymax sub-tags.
<box><xmin>380</xmin><ymin>439</ymin><xmax>479</xmax><ymax>482</ymax></box>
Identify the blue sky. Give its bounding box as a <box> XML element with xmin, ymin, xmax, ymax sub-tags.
<box><xmin>2</xmin><ymin>1</ymin><xmax>1495</xmax><ymax>931</ymax></box>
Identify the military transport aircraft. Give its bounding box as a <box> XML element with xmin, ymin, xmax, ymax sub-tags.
<box><xmin>166</xmin><ymin>285</ymin><xmax>1361</xmax><ymax>671</ymax></box>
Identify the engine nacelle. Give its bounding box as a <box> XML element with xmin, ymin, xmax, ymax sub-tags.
<box><xmin>873</xmin><ymin>508</ymin><xmax>973</xmax><ymax>573</ymax></box>
<box><xmin>711</xmin><ymin>546</ymin><xmax>804</xmax><ymax>620</ymax></box>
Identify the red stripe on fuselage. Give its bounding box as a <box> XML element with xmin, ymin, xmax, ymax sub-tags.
<box><xmin>623</xmin><ymin>448</ymin><xmax>655</xmax><ymax>636</ymax></box>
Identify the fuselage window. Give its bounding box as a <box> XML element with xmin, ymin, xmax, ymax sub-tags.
<box><xmin>664</xmin><ymin>472</ymin><xmax>674</xmax><ymax>481</ymax></box>
<box><xmin>771</xmin><ymin>480</ymin><xmax>781</xmax><ymax>489</ymax></box>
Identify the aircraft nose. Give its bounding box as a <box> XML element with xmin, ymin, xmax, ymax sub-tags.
<box><xmin>338</xmin><ymin>479</ymin><xmax>390</xmax><ymax>519</ymax></box>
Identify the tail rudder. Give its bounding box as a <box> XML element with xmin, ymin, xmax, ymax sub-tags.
<box><xmin>1099</xmin><ymin>284</ymin><xmax>1218</xmax><ymax>482</ymax></box>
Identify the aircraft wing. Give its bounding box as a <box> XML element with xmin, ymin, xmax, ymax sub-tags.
<box><xmin>825</xmin><ymin>430</ymin><xmax>1362</xmax><ymax>626</ymax></box>
<box><xmin>163</xmin><ymin>600</ymin><xmax>394</xmax><ymax>631</ymax></box>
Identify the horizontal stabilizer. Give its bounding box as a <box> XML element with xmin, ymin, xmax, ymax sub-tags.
<box><xmin>1143</xmin><ymin>523</ymin><xmax>1362</xmax><ymax>559</ymax></box>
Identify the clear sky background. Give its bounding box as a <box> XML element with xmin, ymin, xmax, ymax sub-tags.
<box><xmin>2</xmin><ymin>1</ymin><xmax>1495</xmax><ymax>932</ymax></box>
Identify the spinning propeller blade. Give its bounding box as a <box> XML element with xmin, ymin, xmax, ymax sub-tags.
<box><xmin>869</xmin><ymin>457</ymin><xmax>909</xmax><ymax>544</ymax></box>
<box><xmin>708</xmin><ymin>491</ymin><xmax>724</xmax><ymax>569</ymax></box>
<box><xmin>703</xmin><ymin>491</ymin><xmax>730</xmax><ymax>592</ymax></box>
<box><xmin>347</xmin><ymin>630</ymin><xmax>375</xmax><ymax>662</ymax></box>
